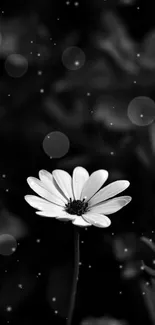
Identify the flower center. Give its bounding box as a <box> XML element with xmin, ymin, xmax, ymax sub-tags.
<box><xmin>65</xmin><ymin>198</ymin><xmax>89</xmax><ymax>216</ymax></box>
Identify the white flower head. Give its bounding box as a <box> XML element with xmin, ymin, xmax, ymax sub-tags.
<box><xmin>24</xmin><ymin>167</ymin><xmax>132</xmax><ymax>228</ymax></box>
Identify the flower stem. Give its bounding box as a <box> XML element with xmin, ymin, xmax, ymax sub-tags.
<box><xmin>67</xmin><ymin>228</ymin><xmax>80</xmax><ymax>325</ymax></box>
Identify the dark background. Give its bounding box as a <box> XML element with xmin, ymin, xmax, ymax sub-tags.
<box><xmin>0</xmin><ymin>0</ymin><xmax>155</xmax><ymax>324</ymax></box>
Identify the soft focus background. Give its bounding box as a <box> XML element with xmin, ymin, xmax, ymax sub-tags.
<box><xmin>1</xmin><ymin>0</ymin><xmax>155</xmax><ymax>324</ymax></box>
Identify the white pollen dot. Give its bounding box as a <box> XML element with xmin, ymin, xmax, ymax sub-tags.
<box><xmin>54</xmin><ymin>310</ymin><xmax>58</xmax><ymax>314</ymax></box>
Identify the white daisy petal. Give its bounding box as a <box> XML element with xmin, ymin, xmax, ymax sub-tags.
<box><xmin>80</xmin><ymin>169</ymin><xmax>108</xmax><ymax>201</ymax></box>
<box><xmin>27</xmin><ymin>177</ymin><xmax>64</xmax><ymax>206</ymax></box>
<box><xmin>72</xmin><ymin>216</ymin><xmax>91</xmax><ymax>227</ymax></box>
<box><xmin>52</xmin><ymin>169</ymin><xmax>74</xmax><ymax>200</ymax></box>
<box><xmin>90</xmin><ymin>196</ymin><xmax>132</xmax><ymax>215</ymax></box>
<box><xmin>24</xmin><ymin>195</ymin><xmax>64</xmax><ymax>212</ymax></box>
<box><xmin>39</xmin><ymin>170</ymin><xmax>68</xmax><ymax>204</ymax></box>
<box><xmin>83</xmin><ymin>212</ymin><xmax>111</xmax><ymax>228</ymax></box>
<box><xmin>36</xmin><ymin>210</ymin><xmax>75</xmax><ymax>220</ymax></box>
<box><xmin>72</xmin><ymin>166</ymin><xmax>89</xmax><ymax>200</ymax></box>
<box><xmin>89</xmin><ymin>180</ymin><xmax>130</xmax><ymax>207</ymax></box>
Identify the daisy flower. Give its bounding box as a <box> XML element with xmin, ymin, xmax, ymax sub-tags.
<box><xmin>24</xmin><ymin>166</ymin><xmax>132</xmax><ymax>228</ymax></box>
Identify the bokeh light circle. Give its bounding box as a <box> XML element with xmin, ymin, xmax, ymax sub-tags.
<box><xmin>0</xmin><ymin>234</ymin><xmax>17</xmax><ymax>256</ymax></box>
<box><xmin>62</xmin><ymin>46</ymin><xmax>85</xmax><ymax>70</ymax></box>
<box><xmin>43</xmin><ymin>131</ymin><xmax>70</xmax><ymax>158</ymax></box>
<box><xmin>5</xmin><ymin>54</ymin><xmax>28</xmax><ymax>78</ymax></box>
<box><xmin>127</xmin><ymin>96</ymin><xmax>155</xmax><ymax>126</ymax></box>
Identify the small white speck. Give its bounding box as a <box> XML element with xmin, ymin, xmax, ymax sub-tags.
<box><xmin>37</xmin><ymin>53</ymin><xmax>41</xmax><ymax>57</ymax></box>
<box><xmin>146</xmin><ymin>282</ymin><xmax>150</xmax><ymax>286</ymax></box>
<box><xmin>140</xmin><ymin>266</ymin><xmax>144</xmax><ymax>270</ymax></box>
<box><xmin>124</xmin><ymin>248</ymin><xmax>128</xmax><ymax>252</ymax></box>
<box><xmin>18</xmin><ymin>284</ymin><xmax>23</xmax><ymax>289</ymax></box>
<box><xmin>119</xmin><ymin>265</ymin><xmax>123</xmax><ymax>269</ymax></box>
<box><xmin>74</xmin><ymin>2</ymin><xmax>79</xmax><ymax>6</ymax></box>
<box><xmin>38</xmin><ymin>71</ymin><xmax>42</xmax><ymax>75</ymax></box>
<box><xmin>81</xmin><ymin>240</ymin><xmax>84</xmax><ymax>244</ymax></box>
<box><xmin>40</xmin><ymin>89</ymin><xmax>44</xmax><ymax>93</ymax></box>
<box><xmin>119</xmin><ymin>291</ymin><xmax>122</xmax><ymax>294</ymax></box>
<box><xmin>6</xmin><ymin>306</ymin><xmax>12</xmax><ymax>312</ymax></box>
<box><xmin>133</xmin><ymin>80</ymin><xmax>137</xmax><ymax>84</ymax></box>
<box><xmin>110</xmin><ymin>122</ymin><xmax>113</xmax><ymax>125</ymax></box>
<box><xmin>137</xmin><ymin>53</ymin><xmax>140</xmax><ymax>57</ymax></box>
<box><xmin>88</xmin><ymin>265</ymin><xmax>92</xmax><ymax>268</ymax></box>
<box><xmin>52</xmin><ymin>297</ymin><xmax>56</xmax><ymax>302</ymax></box>
<box><xmin>142</xmin><ymin>291</ymin><xmax>145</xmax><ymax>295</ymax></box>
<box><xmin>54</xmin><ymin>310</ymin><xmax>58</xmax><ymax>314</ymax></box>
<box><xmin>74</xmin><ymin>60</ymin><xmax>80</xmax><ymax>66</ymax></box>
<box><xmin>87</xmin><ymin>92</ymin><xmax>91</xmax><ymax>96</ymax></box>
<box><xmin>36</xmin><ymin>239</ymin><xmax>41</xmax><ymax>243</ymax></box>
<box><xmin>30</xmin><ymin>40</ymin><xmax>34</xmax><ymax>44</ymax></box>
<box><xmin>79</xmin><ymin>262</ymin><xmax>82</xmax><ymax>266</ymax></box>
